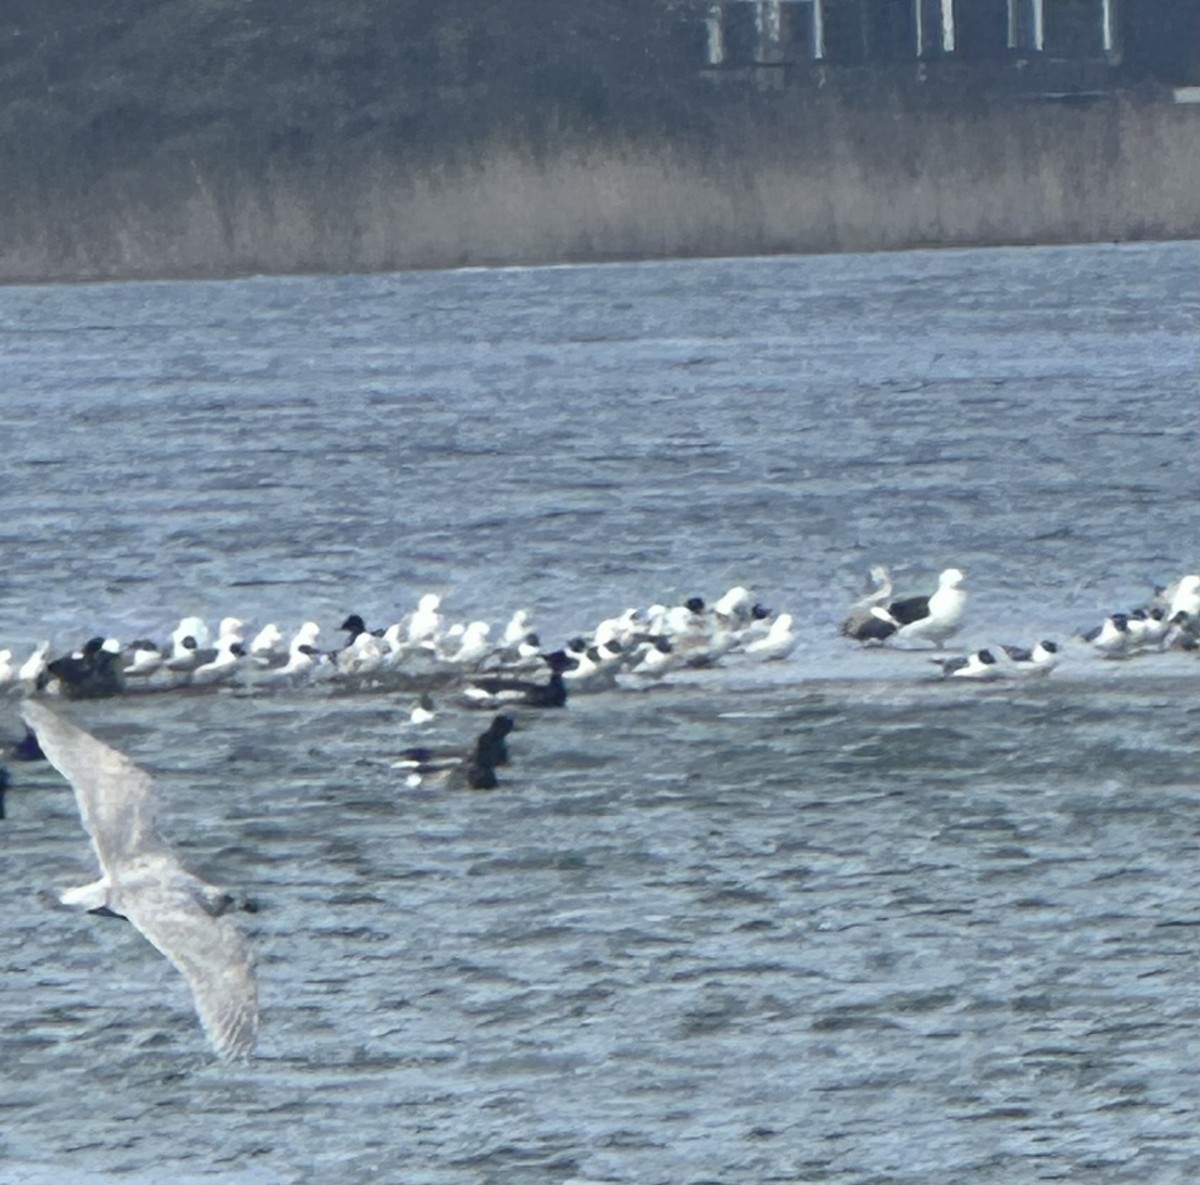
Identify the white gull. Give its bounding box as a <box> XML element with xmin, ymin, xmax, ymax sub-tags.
<box><xmin>21</xmin><ymin>700</ymin><xmax>259</xmax><ymax>1061</ymax></box>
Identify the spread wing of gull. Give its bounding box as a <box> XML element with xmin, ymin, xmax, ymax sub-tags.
<box><xmin>21</xmin><ymin>700</ymin><xmax>259</xmax><ymax>1062</ymax></box>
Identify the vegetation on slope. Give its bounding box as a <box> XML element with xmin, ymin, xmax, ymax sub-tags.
<box><xmin>0</xmin><ymin>0</ymin><xmax>713</xmax><ymax>184</ymax></box>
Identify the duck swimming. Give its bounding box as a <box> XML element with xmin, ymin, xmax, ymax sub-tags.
<box><xmin>42</xmin><ymin>637</ymin><xmax>127</xmax><ymax>699</ymax></box>
<box><xmin>462</xmin><ymin>649</ymin><xmax>575</xmax><ymax>710</ymax></box>
<box><xmin>393</xmin><ymin>714</ymin><xmax>516</xmax><ymax>790</ymax></box>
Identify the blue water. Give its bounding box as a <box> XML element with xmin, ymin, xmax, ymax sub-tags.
<box><xmin>0</xmin><ymin>241</ymin><xmax>1197</xmax><ymax>1184</ymax></box>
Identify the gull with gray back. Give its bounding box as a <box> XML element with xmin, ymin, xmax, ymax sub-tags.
<box><xmin>21</xmin><ymin>700</ymin><xmax>258</xmax><ymax>1062</ymax></box>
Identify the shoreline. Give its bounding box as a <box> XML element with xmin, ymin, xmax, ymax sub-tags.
<box><xmin>2</xmin><ymin>91</ymin><xmax>1197</xmax><ymax>286</ymax></box>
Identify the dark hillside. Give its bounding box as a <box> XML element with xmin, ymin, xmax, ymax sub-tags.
<box><xmin>0</xmin><ymin>0</ymin><xmax>712</xmax><ymax>180</ymax></box>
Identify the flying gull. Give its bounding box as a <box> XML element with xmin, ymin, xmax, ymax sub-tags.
<box><xmin>21</xmin><ymin>700</ymin><xmax>259</xmax><ymax>1062</ymax></box>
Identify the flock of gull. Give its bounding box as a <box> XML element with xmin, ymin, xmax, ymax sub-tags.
<box><xmin>2</xmin><ymin>567</ymin><xmax>1197</xmax><ymax>1063</ymax></box>
<box><xmin>0</xmin><ymin>585</ymin><xmax>794</xmax><ymax>706</ymax></box>
<box><xmin>839</xmin><ymin>566</ymin><xmax>1200</xmax><ymax>671</ymax></box>
<box><xmin>3</xmin><ymin>568</ymin><xmax>1198</xmax><ymax>709</ymax></box>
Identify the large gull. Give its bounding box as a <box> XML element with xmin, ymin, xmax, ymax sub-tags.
<box><xmin>843</xmin><ymin>567</ymin><xmax>966</xmax><ymax>648</ymax></box>
<box><xmin>21</xmin><ymin>700</ymin><xmax>259</xmax><ymax>1062</ymax></box>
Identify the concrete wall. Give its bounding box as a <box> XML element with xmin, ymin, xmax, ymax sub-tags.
<box><xmin>0</xmin><ymin>91</ymin><xmax>1196</xmax><ymax>282</ymax></box>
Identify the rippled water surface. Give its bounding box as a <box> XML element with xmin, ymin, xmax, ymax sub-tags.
<box><xmin>0</xmin><ymin>242</ymin><xmax>1197</xmax><ymax>1184</ymax></box>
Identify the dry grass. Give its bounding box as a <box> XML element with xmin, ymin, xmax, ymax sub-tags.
<box><xmin>2</xmin><ymin>93</ymin><xmax>1197</xmax><ymax>282</ymax></box>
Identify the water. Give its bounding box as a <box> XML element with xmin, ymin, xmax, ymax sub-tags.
<box><xmin>0</xmin><ymin>242</ymin><xmax>1197</xmax><ymax>1184</ymax></box>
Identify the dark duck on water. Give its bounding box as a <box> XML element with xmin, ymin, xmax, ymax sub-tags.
<box><xmin>41</xmin><ymin>637</ymin><xmax>127</xmax><ymax>699</ymax></box>
<box><xmin>393</xmin><ymin>714</ymin><xmax>516</xmax><ymax>790</ymax></box>
<box><xmin>460</xmin><ymin>649</ymin><xmax>576</xmax><ymax>709</ymax></box>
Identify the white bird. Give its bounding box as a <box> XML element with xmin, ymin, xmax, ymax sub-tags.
<box><xmin>892</xmin><ymin>568</ymin><xmax>967</xmax><ymax>647</ymax></box>
<box><xmin>744</xmin><ymin>612</ymin><xmax>798</xmax><ymax>662</ymax></box>
<box><xmin>1084</xmin><ymin>613</ymin><xmax>1134</xmax><ymax>658</ymax></box>
<box><xmin>122</xmin><ymin>640</ymin><xmax>164</xmax><ymax>678</ymax></box>
<box><xmin>215</xmin><ymin>617</ymin><xmax>244</xmax><ymax>642</ymax></box>
<box><xmin>626</xmin><ymin>636</ymin><xmax>680</xmax><ymax>680</ymax></box>
<box><xmin>713</xmin><ymin>585</ymin><xmax>754</xmax><ymax>621</ymax></box>
<box><xmin>1127</xmin><ymin>608</ymin><xmax>1170</xmax><ymax>650</ymax></box>
<box><xmin>171</xmin><ymin>616</ymin><xmax>210</xmax><ymax>653</ymax></box>
<box><xmin>408</xmin><ymin>692</ymin><xmax>436</xmax><ymax>725</ymax></box>
<box><xmin>1164</xmin><ymin>609</ymin><xmax>1199</xmax><ymax>651</ymax></box>
<box><xmin>18</xmin><ymin>640</ymin><xmax>51</xmax><ymax>684</ymax></box>
<box><xmin>440</xmin><ymin>620</ymin><xmax>491</xmax><ymax>668</ymax></box>
<box><xmin>184</xmin><ymin>618</ymin><xmax>246</xmax><ymax>685</ymax></box>
<box><xmin>264</xmin><ymin>645</ymin><xmax>321</xmax><ymax>685</ymax></box>
<box><xmin>593</xmin><ymin>608</ymin><xmax>643</xmax><ymax>649</ymax></box>
<box><xmin>860</xmin><ymin>564</ymin><xmax>894</xmax><ymax>607</ymax></box>
<box><xmin>254</xmin><ymin>621</ymin><xmax>323</xmax><ymax>685</ymax></box>
<box><xmin>850</xmin><ymin>568</ymin><xmax>966</xmax><ymax>648</ymax></box>
<box><xmin>21</xmin><ymin>700</ymin><xmax>258</xmax><ymax>1062</ymax></box>
<box><xmin>500</xmin><ymin>609</ymin><xmax>533</xmax><ymax>649</ymax></box>
<box><xmin>661</xmin><ymin>598</ymin><xmax>705</xmax><ymax>639</ymax></box>
<box><xmin>562</xmin><ymin>638</ymin><xmax>622</xmax><ymax>693</ymax></box>
<box><xmin>654</xmin><ymin>597</ymin><xmax>739</xmax><ymax>667</ymax></box>
<box><xmin>485</xmin><ymin>616</ymin><xmax>544</xmax><ymax>672</ymax></box>
<box><xmin>407</xmin><ymin>594</ymin><xmax>443</xmax><ymax>646</ymax></box>
<box><xmin>644</xmin><ymin>603</ymin><xmax>670</xmax><ymax>634</ymax></box>
<box><xmin>248</xmin><ymin>623</ymin><xmax>286</xmax><ymax>667</ymax></box>
<box><xmin>931</xmin><ymin>648</ymin><xmax>1005</xmax><ymax>680</ymax></box>
<box><xmin>288</xmin><ymin>621</ymin><xmax>321</xmax><ymax>655</ymax></box>
<box><xmin>839</xmin><ymin>565</ymin><xmax>895</xmax><ymax>640</ymax></box>
<box><xmin>190</xmin><ymin>638</ymin><xmax>247</xmax><ymax>687</ymax></box>
<box><xmin>335</xmin><ymin>629</ymin><xmax>387</xmax><ymax>678</ymax></box>
<box><xmin>165</xmin><ymin>616</ymin><xmax>211</xmax><ymax>673</ymax></box>
<box><xmin>1000</xmin><ymin>640</ymin><xmax>1061</xmax><ymax>675</ymax></box>
<box><xmin>381</xmin><ymin>621</ymin><xmax>407</xmax><ymax>662</ymax></box>
<box><xmin>1167</xmin><ymin>574</ymin><xmax>1200</xmax><ymax>621</ymax></box>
